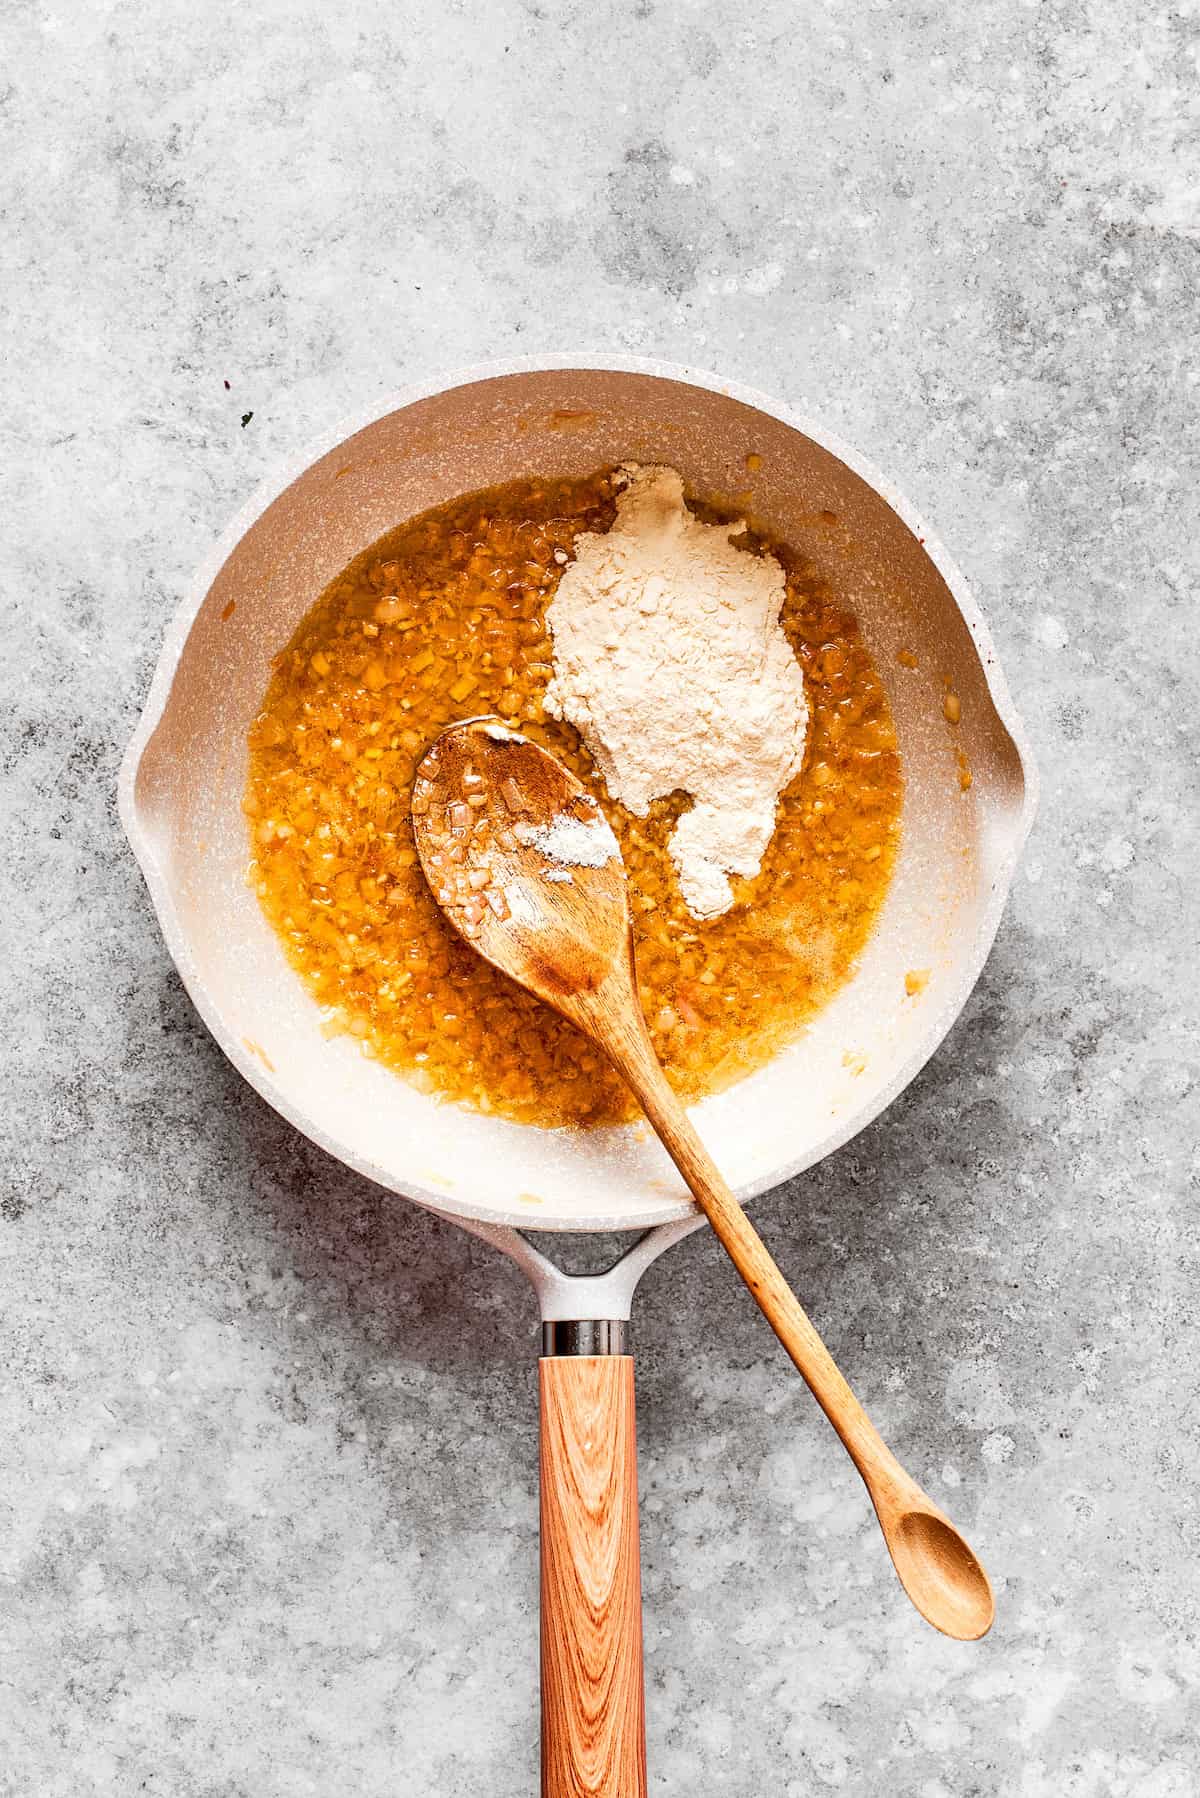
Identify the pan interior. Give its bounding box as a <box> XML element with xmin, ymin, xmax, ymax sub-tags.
<box><xmin>126</xmin><ymin>367</ymin><xmax>1031</xmax><ymax>1231</ymax></box>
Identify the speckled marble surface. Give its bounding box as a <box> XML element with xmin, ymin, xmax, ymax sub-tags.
<box><xmin>3</xmin><ymin>2</ymin><xmax>1198</xmax><ymax>1792</ymax></box>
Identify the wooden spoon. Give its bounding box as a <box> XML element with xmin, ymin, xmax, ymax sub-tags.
<box><xmin>411</xmin><ymin>717</ymin><xmax>995</xmax><ymax>1642</ymax></box>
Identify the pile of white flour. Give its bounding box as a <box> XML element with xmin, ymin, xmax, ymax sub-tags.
<box><xmin>543</xmin><ymin>465</ymin><xmax>809</xmax><ymax>918</ymax></box>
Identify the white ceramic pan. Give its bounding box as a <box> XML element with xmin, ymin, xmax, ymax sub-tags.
<box><xmin>119</xmin><ymin>358</ymin><xmax>1036</xmax><ymax>1795</ymax></box>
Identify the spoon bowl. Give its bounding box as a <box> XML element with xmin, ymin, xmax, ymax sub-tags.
<box><xmin>411</xmin><ymin>718</ymin><xmax>629</xmax><ymax>1007</ymax></box>
<box><xmin>885</xmin><ymin>1507</ymin><xmax>995</xmax><ymax>1643</ymax></box>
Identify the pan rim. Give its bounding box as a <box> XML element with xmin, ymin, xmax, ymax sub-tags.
<box><xmin>118</xmin><ymin>354</ymin><xmax>1039</xmax><ymax>1234</ymax></box>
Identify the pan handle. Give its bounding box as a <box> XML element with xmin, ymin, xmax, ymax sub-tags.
<box><xmin>539</xmin><ymin>1331</ymin><xmax>647</xmax><ymax>1798</ymax></box>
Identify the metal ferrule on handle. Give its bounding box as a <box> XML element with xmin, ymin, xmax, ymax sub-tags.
<box><xmin>541</xmin><ymin>1319</ymin><xmax>628</xmax><ymax>1357</ymax></box>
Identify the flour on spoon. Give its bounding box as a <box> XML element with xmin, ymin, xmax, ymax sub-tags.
<box><xmin>512</xmin><ymin>810</ymin><xmax>619</xmax><ymax>869</ymax></box>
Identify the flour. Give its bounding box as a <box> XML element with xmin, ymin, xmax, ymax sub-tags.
<box><xmin>543</xmin><ymin>465</ymin><xmax>809</xmax><ymax>918</ymax></box>
<box><xmin>513</xmin><ymin>810</ymin><xmax>619</xmax><ymax>868</ymax></box>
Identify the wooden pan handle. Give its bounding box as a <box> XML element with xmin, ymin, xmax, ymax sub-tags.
<box><xmin>539</xmin><ymin>1355</ymin><xmax>647</xmax><ymax>1798</ymax></box>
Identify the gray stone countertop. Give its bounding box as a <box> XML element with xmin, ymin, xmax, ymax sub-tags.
<box><xmin>2</xmin><ymin>1</ymin><xmax>1197</xmax><ymax>1792</ymax></box>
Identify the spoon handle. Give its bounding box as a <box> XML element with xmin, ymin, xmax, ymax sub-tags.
<box><xmin>586</xmin><ymin>997</ymin><xmax>993</xmax><ymax>1637</ymax></box>
<box><xmin>610</xmin><ymin>1020</ymin><xmax>900</xmax><ymax>1478</ymax></box>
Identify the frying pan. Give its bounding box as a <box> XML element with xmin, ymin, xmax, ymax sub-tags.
<box><xmin>118</xmin><ymin>358</ymin><xmax>1037</xmax><ymax>1795</ymax></box>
